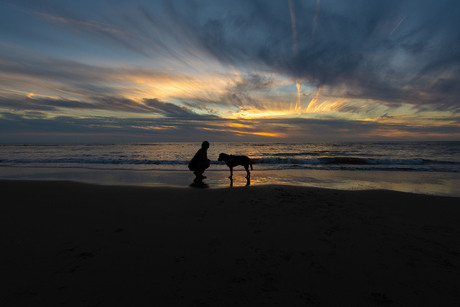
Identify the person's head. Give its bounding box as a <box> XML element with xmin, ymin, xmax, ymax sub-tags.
<box><xmin>201</xmin><ymin>140</ymin><xmax>209</xmax><ymax>149</ymax></box>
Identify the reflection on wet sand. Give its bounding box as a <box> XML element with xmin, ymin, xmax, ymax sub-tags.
<box><xmin>229</xmin><ymin>177</ymin><xmax>250</xmax><ymax>187</ymax></box>
<box><xmin>1</xmin><ymin>167</ymin><xmax>459</xmax><ymax>197</ymax></box>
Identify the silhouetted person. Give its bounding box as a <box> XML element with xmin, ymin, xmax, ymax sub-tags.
<box><xmin>188</xmin><ymin>141</ymin><xmax>210</xmax><ymax>182</ymax></box>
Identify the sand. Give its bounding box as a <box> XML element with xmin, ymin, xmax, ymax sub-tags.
<box><xmin>1</xmin><ymin>180</ymin><xmax>460</xmax><ymax>306</ymax></box>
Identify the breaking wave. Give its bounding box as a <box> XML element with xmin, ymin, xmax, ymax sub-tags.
<box><xmin>1</xmin><ymin>156</ymin><xmax>459</xmax><ymax>172</ymax></box>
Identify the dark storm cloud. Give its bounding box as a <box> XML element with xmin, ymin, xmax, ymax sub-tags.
<box><xmin>161</xmin><ymin>0</ymin><xmax>460</xmax><ymax>108</ymax></box>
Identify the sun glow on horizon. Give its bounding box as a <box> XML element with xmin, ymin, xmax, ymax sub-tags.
<box><xmin>201</xmin><ymin>126</ymin><xmax>286</xmax><ymax>138</ymax></box>
<box><xmin>1</xmin><ymin>55</ymin><xmax>458</xmax><ymax>141</ymax></box>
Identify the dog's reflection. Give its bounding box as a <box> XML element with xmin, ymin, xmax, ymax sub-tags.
<box><xmin>229</xmin><ymin>177</ymin><xmax>251</xmax><ymax>187</ymax></box>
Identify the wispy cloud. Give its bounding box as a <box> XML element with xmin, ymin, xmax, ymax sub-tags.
<box><xmin>2</xmin><ymin>109</ymin><xmax>457</xmax><ymax>143</ymax></box>
<box><xmin>1</xmin><ymin>0</ymin><xmax>459</xmax><ymax>142</ymax></box>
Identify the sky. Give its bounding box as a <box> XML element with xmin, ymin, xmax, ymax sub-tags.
<box><xmin>1</xmin><ymin>0</ymin><xmax>459</xmax><ymax>142</ymax></box>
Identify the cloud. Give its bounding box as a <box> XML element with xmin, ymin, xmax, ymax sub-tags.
<box><xmin>0</xmin><ymin>93</ymin><xmax>220</xmax><ymax>120</ymax></box>
<box><xmin>143</xmin><ymin>98</ymin><xmax>203</xmax><ymax>118</ymax></box>
<box><xmin>5</xmin><ymin>0</ymin><xmax>460</xmax><ymax>110</ymax></box>
<box><xmin>160</xmin><ymin>0</ymin><xmax>460</xmax><ymax>108</ymax></box>
<box><xmin>2</xmin><ymin>108</ymin><xmax>459</xmax><ymax>143</ymax></box>
<box><xmin>1</xmin><ymin>0</ymin><xmax>459</xmax><ymax>142</ymax></box>
<box><xmin>0</xmin><ymin>94</ymin><xmax>117</xmax><ymax>112</ymax></box>
<box><xmin>0</xmin><ymin>110</ymin><xmax>228</xmax><ymax>142</ymax></box>
<box><xmin>219</xmin><ymin>73</ymin><xmax>276</xmax><ymax>108</ymax></box>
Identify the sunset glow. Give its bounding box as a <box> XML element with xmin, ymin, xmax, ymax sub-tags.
<box><xmin>0</xmin><ymin>0</ymin><xmax>459</xmax><ymax>142</ymax></box>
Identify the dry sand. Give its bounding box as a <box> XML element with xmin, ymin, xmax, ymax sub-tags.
<box><xmin>1</xmin><ymin>180</ymin><xmax>460</xmax><ymax>306</ymax></box>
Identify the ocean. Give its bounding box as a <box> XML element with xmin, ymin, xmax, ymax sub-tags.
<box><xmin>1</xmin><ymin>142</ymin><xmax>460</xmax><ymax>196</ymax></box>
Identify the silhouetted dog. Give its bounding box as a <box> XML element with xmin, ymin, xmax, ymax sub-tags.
<box><xmin>218</xmin><ymin>153</ymin><xmax>253</xmax><ymax>179</ymax></box>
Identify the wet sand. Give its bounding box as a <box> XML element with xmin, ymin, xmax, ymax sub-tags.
<box><xmin>2</xmin><ymin>166</ymin><xmax>460</xmax><ymax>197</ymax></box>
<box><xmin>1</xmin><ymin>180</ymin><xmax>460</xmax><ymax>306</ymax></box>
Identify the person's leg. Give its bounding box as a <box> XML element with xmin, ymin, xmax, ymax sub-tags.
<box><xmin>194</xmin><ymin>169</ymin><xmax>204</xmax><ymax>178</ymax></box>
<box><xmin>194</xmin><ymin>160</ymin><xmax>210</xmax><ymax>179</ymax></box>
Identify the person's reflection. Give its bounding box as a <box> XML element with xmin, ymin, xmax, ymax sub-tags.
<box><xmin>190</xmin><ymin>181</ymin><xmax>209</xmax><ymax>188</ymax></box>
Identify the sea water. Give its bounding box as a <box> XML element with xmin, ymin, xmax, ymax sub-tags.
<box><xmin>1</xmin><ymin>142</ymin><xmax>459</xmax><ymax>196</ymax></box>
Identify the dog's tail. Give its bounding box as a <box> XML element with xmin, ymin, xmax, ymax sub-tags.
<box><xmin>250</xmin><ymin>159</ymin><xmax>253</xmax><ymax>170</ymax></box>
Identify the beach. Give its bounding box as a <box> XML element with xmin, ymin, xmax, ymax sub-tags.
<box><xmin>3</xmin><ymin>0</ymin><xmax>460</xmax><ymax>304</ymax></box>
<box><xmin>2</xmin><ymin>180</ymin><xmax>460</xmax><ymax>306</ymax></box>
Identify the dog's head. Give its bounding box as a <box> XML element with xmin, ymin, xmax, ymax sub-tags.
<box><xmin>218</xmin><ymin>153</ymin><xmax>228</xmax><ymax>161</ymax></box>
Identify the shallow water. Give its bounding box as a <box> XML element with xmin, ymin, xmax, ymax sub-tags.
<box><xmin>1</xmin><ymin>142</ymin><xmax>459</xmax><ymax>172</ymax></box>
<box><xmin>1</xmin><ymin>166</ymin><xmax>459</xmax><ymax>197</ymax></box>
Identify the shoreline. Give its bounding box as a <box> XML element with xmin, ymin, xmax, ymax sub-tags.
<box><xmin>1</xmin><ymin>165</ymin><xmax>460</xmax><ymax>197</ymax></box>
<box><xmin>2</xmin><ymin>180</ymin><xmax>460</xmax><ymax>305</ymax></box>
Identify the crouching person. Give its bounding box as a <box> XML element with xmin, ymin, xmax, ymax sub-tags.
<box><xmin>188</xmin><ymin>141</ymin><xmax>210</xmax><ymax>182</ymax></box>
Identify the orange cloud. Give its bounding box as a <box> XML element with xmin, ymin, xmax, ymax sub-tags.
<box><xmin>201</xmin><ymin>124</ymin><xmax>286</xmax><ymax>138</ymax></box>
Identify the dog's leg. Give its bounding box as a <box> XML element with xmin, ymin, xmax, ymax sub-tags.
<box><xmin>229</xmin><ymin>167</ymin><xmax>233</xmax><ymax>179</ymax></box>
<box><xmin>244</xmin><ymin>165</ymin><xmax>250</xmax><ymax>179</ymax></box>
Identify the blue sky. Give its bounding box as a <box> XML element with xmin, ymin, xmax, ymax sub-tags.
<box><xmin>1</xmin><ymin>0</ymin><xmax>459</xmax><ymax>142</ymax></box>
